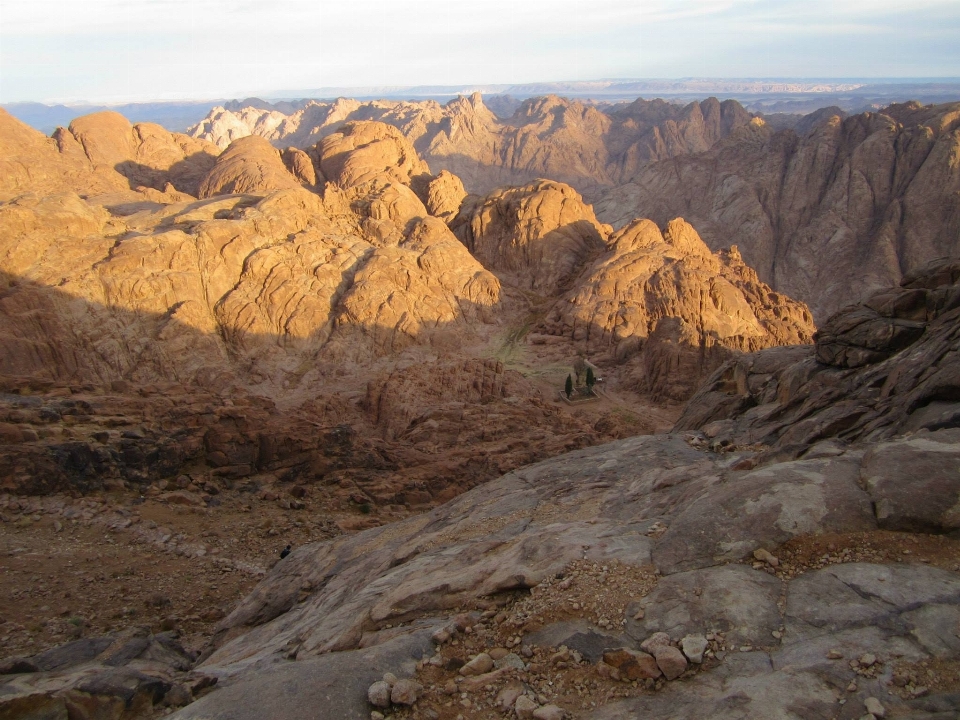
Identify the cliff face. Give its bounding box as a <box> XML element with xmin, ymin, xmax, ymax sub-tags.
<box><xmin>188</xmin><ymin>95</ymin><xmax>960</xmax><ymax>321</ymax></box>
<box><xmin>676</xmin><ymin>256</ymin><xmax>960</xmax><ymax>459</ymax></box>
<box><xmin>0</xmin><ymin>108</ymin><xmax>220</xmax><ymax>201</ymax></box>
<box><xmin>534</xmin><ymin>218</ymin><xmax>815</xmax><ymax>400</ymax></box>
<box><xmin>188</xmin><ymin>94</ymin><xmax>754</xmax><ymax>196</ymax></box>
<box><xmin>597</xmin><ymin>102</ymin><xmax>960</xmax><ymax>320</ymax></box>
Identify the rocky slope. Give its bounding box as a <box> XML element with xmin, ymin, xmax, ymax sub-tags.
<box><xmin>676</xmin><ymin>256</ymin><xmax>960</xmax><ymax>471</ymax></box>
<box><xmin>533</xmin><ymin>217</ymin><xmax>815</xmax><ymax>401</ymax></box>
<box><xmin>597</xmin><ymin>101</ymin><xmax>960</xmax><ymax>320</ymax></box>
<box><xmin>190</xmin><ymin>95</ymin><xmax>960</xmax><ymax>322</ymax></box>
<box><xmin>0</xmin><ymin>108</ymin><xmax>219</xmax><ymax>201</ymax></box>
<box><xmin>3</xmin><ymin>102</ymin><xmax>959</xmax><ymax>718</ymax></box>
<box><xmin>17</xmin><ymin>248</ymin><xmax>947</xmax><ymax>716</ymax></box>
<box><xmin>188</xmin><ymin>94</ymin><xmax>754</xmax><ymax>196</ymax></box>
<box><xmin>151</xmin><ymin>260</ymin><xmax>957</xmax><ymax>719</ymax></box>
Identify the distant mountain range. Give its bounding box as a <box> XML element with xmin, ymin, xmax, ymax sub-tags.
<box><xmin>4</xmin><ymin>78</ymin><xmax>959</xmax><ymax>133</ymax></box>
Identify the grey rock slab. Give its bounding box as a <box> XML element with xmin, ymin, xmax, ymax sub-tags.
<box><xmin>202</xmin><ymin>435</ymin><xmax>717</xmax><ymax>670</ymax></box>
<box><xmin>901</xmin><ymin>604</ymin><xmax>960</xmax><ymax>659</ymax></box>
<box><xmin>171</xmin><ymin>630</ymin><xmax>434</xmax><ymax>720</ymax></box>
<box><xmin>861</xmin><ymin>431</ymin><xmax>960</xmax><ymax>532</ymax></box>
<box><xmin>523</xmin><ymin>621</ymin><xmax>631</xmax><ymax>664</ymax></box>
<box><xmin>785</xmin><ymin>563</ymin><xmax>960</xmax><ymax>642</ymax></box>
<box><xmin>627</xmin><ymin>564</ymin><xmax>782</xmax><ymax>647</ymax></box>
<box><xmin>681</xmin><ymin>634</ymin><xmax>708</xmax><ymax>663</ymax></box>
<box><xmin>31</xmin><ymin>637</ymin><xmax>115</xmax><ymax>672</ymax></box>
<box><xmin>587</xmin><ymin>665</ymin><xmax>839</xmax><ymax>720</ymax></box>
<box><xmin>773</xmin><ymin>625</ymin><xmax>927</xmax><ymax>691</ymax></box>
<box><xmin>653</xmin><ymin>456</ymin><xmax>875</xmax><ymax>573</ymax></box>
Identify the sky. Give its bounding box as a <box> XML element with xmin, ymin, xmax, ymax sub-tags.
<box><xmin>1</xmin><ymin>0</ymin><xmax>959</xmax><ymax>103</ymax></box>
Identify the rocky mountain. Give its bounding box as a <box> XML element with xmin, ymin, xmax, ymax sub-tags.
<box><xmin>597</xmin><ymin>101</ymin><xmax>960</xmax><ymax>320</ymax></box>
<box><xmin>187</xmin><ymin>95</ymin><xmax>960</xmax><ymax>322</ymax></box>
<box><xmin>676</xmin><ymin>256</ymin><xmax>960</xmax><ymax>467</ymax></box>
<box><xmin>0</xmin><ymin>107</ymin><xmax>220</xmax><ymax>202</ymax></box>
<box><xmin>0</xmin><ymin>106</ymin><xmax>816</xmax><ymax>519</ymax></box>
<box><xmin>188</xmin><ymin>93</ymin><xmax>754</xmax><ymax>196</ymax></box>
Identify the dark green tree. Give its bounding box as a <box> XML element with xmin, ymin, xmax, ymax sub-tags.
<box><xmin>565</xmin><ymin>374</ymin><xmax>573</xmax><ymax>398</ymax></box>
<box><xmin>586</xmin><ymin>366</ymin><xmax>595</xmax><ymax>387</ymax></box>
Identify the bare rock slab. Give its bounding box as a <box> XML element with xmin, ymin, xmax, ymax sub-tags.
<box><xmin>861</xmin><ymin>431</ymin><xmax>960</xmax><ymax>532</ymax></box>
<box><xmin>170</xmin><ymin>631</ymin><xmax>433</xmax><ymax>720</ymax></box>
<box><xmin>785</xmin><ymin>563</ymin><xmax>960</xmax><ymax>643</ymax></box>
<box><xmin>627</xmin><ymin>564</ymin><xmax>781</xmax><ymax>647</ymax></box>
<box><xmin>652</xmin><ymin>456</ymin><xmax>875</xmax><ymax>574</ymax></box>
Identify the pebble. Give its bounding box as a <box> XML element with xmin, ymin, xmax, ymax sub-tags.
<box><xmin>533</xmin><ymin>705</ymin><xmax>565</xmax><ymax>720</ymax></box>
<box><xmin>859</xmin><ymin>653</ymin><xmax>877</xmax><ymax>667</ymax></box>
<box><xmin>495</xmin><ymin>682</ymin><xmax>523</xmax><ymax>712</ymax></box>
<box><xmin>826</xmin><ymin>649</ymin><xmax>843</xmax><ymax>659</ymax></box>
<box><xmin>864</xmin><ymin>697</ymin><xmax>885</xmax><ymax>718</ymax></box>
<box><xmin>459</xmin><ymin>652</ymin><xmax>494</xmax><ymax>676</ymax></box>
<box><xmin>367</xmin><ymin>681</ymin><xmax>391</xmax><ymax>708</ymax></box>
<box><xmin>390</xmin><ymin>678</ymin><xmax>422</xmax><ymax>706</ymax></box>
<box><xmin>602</xmin><ymin>648</ymin><xmax>661</xmax><ymax>680</ymax></box>
<box><xmin>654</xmin><ymin>646</ymin><xmax>688</xmax><ymax>680</ymax></box>
<box><xmin>640</xmin><ymin>632</ymin><xmax>672</xmax><ymax>654</ymax></box>
<box><xmin>494</xmin><ymin>652</ymin><xmax>526</xmax><ymax>671</ymax></box>
<box><xmin>680</xmin><ymin>635</ymin><xmax>708</xmax><ymax>664</ymax></box>
<box><xmin>752</xmin><ymin>548</ymin><xmax>780</xmax><ymax>567</ymax></box>
<box><xmin>515</xmin><ymin>695</ymin><xmax>538</xmax><ymax>719</ymax></box>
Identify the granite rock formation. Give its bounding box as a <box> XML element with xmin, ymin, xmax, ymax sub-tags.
<box><xmin>597</xmin><ymin>102</ymin><xmax>960</xmax><ymax>319</ymax></box>
<box><xmin>535</xmin><ymin>218</ymin><xmax>815</xmax><ymax>400</ymax></box>
<box><xmin>188</xmin><ymin>94</ymin><xmax>753</xmax><ymax>197</ymax></box>
<box><xmin>0</xmin><ymin>108</ymin><xmax>218</xmax><ymax>200</ymax></box>
<box><xmin>456</xmin><ymin>179</ymin><xmax>610</xmax><ymax>291</ymax></box>
<box><xmin>197</xmin><ymin>135</ymin><xmax>307</xmax><ymax>197</ymax></box>
<box><xmin>675</xmin><ymin>256</ymin><xmax>960</xmax><ymax>464</ymax></box>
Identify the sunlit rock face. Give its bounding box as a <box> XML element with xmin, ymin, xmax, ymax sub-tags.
<box><xmin>455</xmin><ymin>179</ymin><xmax>610</xmax><ymax>292</ymax></box>
<box><xmin>0</xmin><ymin>107</ymin><xmax>812</xmax><ymax>412</ymax></box>
<box><xmin>536</xmin><ymin>218</ymin><xmax>815</xmax><ymax>400</ymax></box>
<box><xmin>188</xmin><ymin>94</ymin><xmax>753</xmax><ymax>197</ymax></box>
<box><xmin>0</xmin><ymin>113</ymin><xmax>502</xmax><ymax>396</ymax></box>
<box><xmin>597</xmin><ymin>101</ymin><xmax>960</xmax><ymax>320</ymax></box>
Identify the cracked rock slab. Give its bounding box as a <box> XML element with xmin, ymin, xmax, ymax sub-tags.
<box><xmin>627</xmin><ymin>564</ymin><xmax>782</xmax><ymax>648</ymax></box>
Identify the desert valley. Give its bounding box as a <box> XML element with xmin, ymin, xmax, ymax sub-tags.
<box><xmin>1</xmin><ymin>73</ymin><xmax>960</xmax><ymax>720</ymax></box>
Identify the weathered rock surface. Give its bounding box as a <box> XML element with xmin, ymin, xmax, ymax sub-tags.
<box><xmin>197</xmin><ymin>135</ymin><xmax>305</xmax><ymax>198</ymax></box>
<box><xmin>189</xmin><ymin>94</ymin><xmax>753</xmax><ymax>196</ymax></box>
<box><xmin>0</xmin><ymin>628</ymin><xmax>203</xmax><ymax>718</ymax></box>
<box><xmin>538</xmin><ymin>218</ymin><xmax>815</xmax><ymax>400</ymax></box>
<box><xmin>598</xmin><ymin>102</ymin><xmax>960</xmax><ymax>319</ymax></box>
<box><xmin>456</xmin><ymin>180</ymin><xmax>609</xmax><ymax>291</ymax></box>
<box><xmin>171</xmin><ymin>630</ymin><xmax>433</xmax><ymax>720</ymax></box>
<box><xmin>675</xmin><ymin>257</ymin><xmax>960</xmax><ymax>459</ymax></box>
<box><xmin>152</xmin><ymin>420</ymin><xmax>960</xmax><ymax>718</ymax></box>
<box><xmin>627</xmin><ymin>564</ymin><xmax>782</xmax><ymax>646</ymax></box>
<box><xmin>0</xmin><ymin>107</ymin><xmax>220</xmax><ymax>200</ymax></box>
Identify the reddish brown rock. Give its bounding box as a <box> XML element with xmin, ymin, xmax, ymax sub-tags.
<box><xmin>601</xmin><ymin>648</ymin><xmax>661</xmax><ymax>680</ymax></box>
<box><xmin>457</xmin><ymin>180</ymin><xmax>609</xmax><ymax>291</ymax></box>
<box><xmin>198</xmin><ymin>135</ymin><xmax>303</xmax><ymax>198</ymax></box>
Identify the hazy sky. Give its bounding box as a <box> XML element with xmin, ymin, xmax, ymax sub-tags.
<box><xmin>1</xmin><ymin>0</ymin><xmax>958</xmax><ymax>103</ymax></box>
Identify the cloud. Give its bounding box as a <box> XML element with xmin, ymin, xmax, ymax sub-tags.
<box><xmin>1</xmin><ymin>0</ymin><xmax>958</xmax><ymax>102</ymax></box>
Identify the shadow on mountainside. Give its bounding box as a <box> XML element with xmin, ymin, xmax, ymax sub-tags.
<box><xmin>114</xmin><ymin>154</ymin><xmax>219</xmax><ymax>197</ymax></box>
